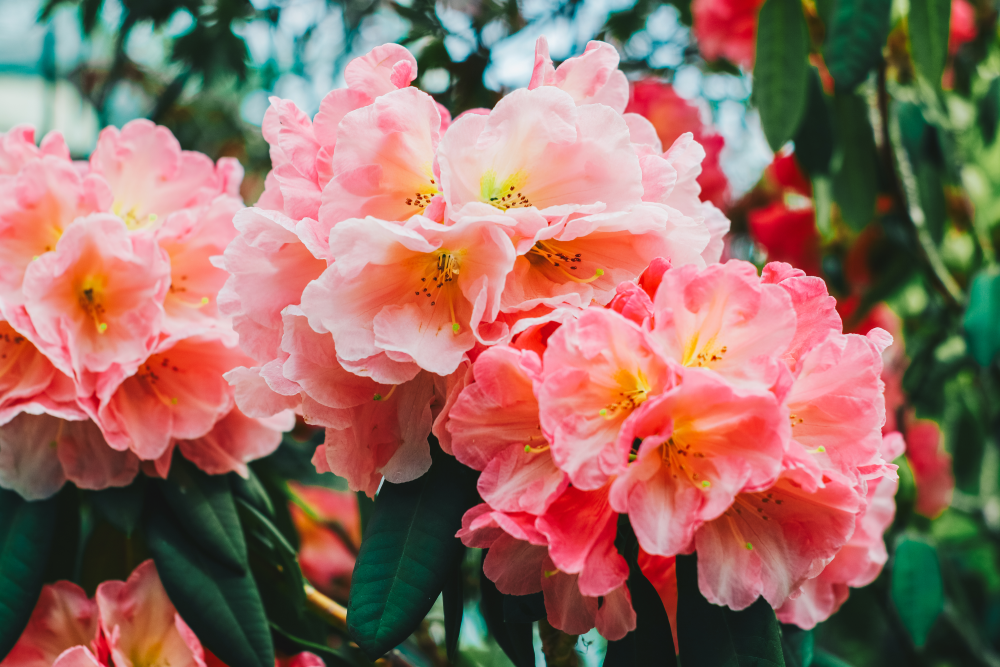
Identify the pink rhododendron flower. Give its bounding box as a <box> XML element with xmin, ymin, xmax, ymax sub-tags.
<box><xmin>905</xmin><ymin>416</ymin><xmax>954</xmax><ymax>519</ymax></box>
<box><xmin>528</xmin><ymin>37</ymin><xmax>629</xmax><ymax>114</ymax></box>
<box><xmin>692</xmin><ymin>0</ymin><xmax>763</xmax><ymax>69</ymax></box>
<box><xmin>0</xmin><ymin>125</ymin><xmax>69</xmax><ymax>177</ymax></box>
<box><xmin>18</xmin><ymin>214</ymin><xmax>170</xmax><ymax>394</ymax></box>
<box><xmin>626</xmin><ymin>80</ymin><xmax>730</xmax><ymax>208</ymax></box>
<box><xmin>949</xmin><ymin>0</ymin><xmax>977</xmax><ymax>55</ymax></box>
<box><xmin>0</xmin><ymin>319</ymin><xmax>83</xmax><ymax>426</ymax></box>
<box><xmin>0</xmin><ymin>581</ymin><xmax>99</xmax><ymax>667</ymax></box>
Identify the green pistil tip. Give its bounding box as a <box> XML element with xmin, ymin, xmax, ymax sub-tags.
<box><xmin>595</xmin><ymin>268</ymin><xmax>605</xmax><ymax>276</ymax></box>
<box><xmin>201</xmin><ymin>296</ymin><xmax>210</xmax><ymax>305</ymax></box>
<box><xmin>544</xmin><ymin>569</ymin><xmax>558</xmax><ymax>578</ymax></box>
<box><xmin>171</xmin><ymin>397</ymin><xmax>178</xmax><ymax>405</ymax></box>
<box><xmin>745</xmin><ymin>542</ymin><xmax>753</xmax><ymax>551</ymax></box>
<box><xmin>524</xmin><ymin>444</ymin><xmax>531</xmax><ymax>453</ymax></box>
<box><xmin>599</xmin><ymin>408</ymin><xmax>608</xmax><ymax>416</ymax></box>
<box><xmin>452</xmin><ymin>322</ymin><xmax>460</xmax><ymax>333</ymax></box>
<box><xmin>701</xmin><ymin>480</ymin><xmax>711</xmax><ymax>488</ymax></box>
<box><xmin>817</xmin><ymin>446</ymin><xmax>826</xmax><ymax>453</ymax></box>
<box><xmin>97</xmin><ymin>322</ymin><xmax>108</xmax><ymax>334</ymax></box>
<box><xmin>629</xmin><ymin>453</ymin><xmax>637</xmax><ymax>462</ymax></box>
<box><xmin>148</xmin><ymin>213</ymin><xmax>158</xmax><ymax>223</ymax></box>
<box><xmin>373</xmin><ymin>393</ymin><xmax>382</xmax><ymax>401</ymax></box>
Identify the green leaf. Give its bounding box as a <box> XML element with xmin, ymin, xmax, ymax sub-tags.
<box><xmin>753</xmin><ymin>0</ymin><xmax>810</xmax><ymax>151</ymax></box>
<box><xmin>964</xmin><ymin>268</ymin><xmax>1000</xmax><ymax>367</ymax></box>
<box><xmin>88</xmin><ymin>475</ymin><xmax>146</xmax><ymax>536</ymax></box>
<box><xmin>231</xmin><ymin>469</ymin><xmax>275</xmax><ymax>518</ymax></box>
<box><xmin>794</xmin><ymin>69</ymin><xmax>836</xmax><ymax>176</ymax></box>
<box><xmin>813</xmin><ymin>650</ymin><xmax>855</xmax><ymax>667</ymax></box>
<box><xmin>891</xmin><ymin>538</ymin><xmax>943</xmax><ymax>647</ymax></box>
<box><xmin>676</xmin><ymin>554</ymin><xmax>785</xmax><ymax>667</ymax></box>
<box><xmin>43</xmin><ymin>485</ymin><xmax>81</xmax><ymax>584</ymax></box>
<box><xmin>347</xmin><ymin>440</ymin><xmax>480</xmax><ymax>659</ymax></box>
<box><xmin>0</xmin><ymin>490</ymin><xmax>57</xmax><ymax>661</ymax></box>
<box><xmin>781</xmin><ymin>625</ymin><xmax>814</xmax><ymax>667</ymax></box>
<box><xmin>978</xmin><ymin>78</ymin><xmax>1000</xmax><ymax>145</ymax></box>
<box><xmin>442</xmin><ymin>556</ymin><xmax>464</xmax><ymax>660</ymax></box>
<box><xmin>604</xmin><ymin>548</ymin><xmax>678</xmax><ymax>666</ymax></box>
<box><xmin>157</xmin><ymin>456</ymin><xmax>247</xmax><ymax>573</ymax></box>
<box><xmin>824</xmin><ymin>0</ymin><xmax>892</xmax><ymax>91</ymax></box>
<box><xmin>146</xmin><ymin>494</ymin><xmax>274</xmax><ymax>667</ymax></box>
<box><xmin>908</xmin><ymin>0</ymin><xmax>952</xmax><ymax>87</ymax></box>
<box><xmin>832</xmin><ymin>92</ymin><xmax>879</xmax><ymax>230</ymax></box>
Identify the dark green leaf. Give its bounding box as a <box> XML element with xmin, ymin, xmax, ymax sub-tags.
<box><xmin>347</xmin><ymin>440</ymin><xmax>480</xmax><ymax>658</ymax></box>
<box><xmin>479</xmin><ymin>556</ymin><xmax>535</xmax><ymax>667</ymax></box>
<box><xmin>891</xmin><ymin>538</ymin><xmax>943</xmax><ymax>647</ymax></box>
<box><xmin>504</xmin><ymin>592</ymin><xmax>546</xmax><ymax>624</ymax></box>
<box><xmin>753</xmin><ymin>0</ymin><xmax>810</xmax><ymax>151</ymax></box>
<box><xmin>231</xmin><ymin>469</ymin><xmax>275</xmax><ymax>518</ymax></box>
<box><xmin>813</xmin><ymin>650</ymin><xmax>855</xmax><ymax>667</ymax></box>
<box><xmin>43</xmin><ymin>485</ymin><xmax>80</xmax><ymax>584</ymax></box>
<box><xmin>781</xmin><ymin>625</ymin><xmax>814</xmax><ymax>667</ymax></box>
<box><xmin>676</xmin><ymin>554</ymin><xmax>785</xmax><ymax>667</ymax></box>
<box><xmin>88</xmin><ymin>475</ymin><xmax>146</xmax><ymax>536</ymax></box>
<box><xmin>832</xmin><ymin>92</ymin><xmax>879</xmax><ymax>230</ymax></box>
<box><xmin>269</xmin><ymin>622</ymin><xmax>358</xmax><ymax>667</ymax></box>
<box><xmin>442</xmin><ymin>556</ymin><xmax>464</xmax><ymax>660</ymax></box>
<box><xmin>916</xmin><ymin>162</ymin><xmax>947</xmax><ymax>244</ymax></box>
<box><xmin>604</xmin><ymin>547</ymin><xmax>677</xmax><ymax>666</ymax></box>
<box><xmin>824</xmin><ymin>0</ymin><xmax>892</xmax><ymax>90</ymax></box>
<box><xmin>964</xmin><ymin>268</ymin><xmax>1000</xmax><ymax>367</ymax></box>
<box><xmin>978</xmin><ymin>78</ymin><xmax>1000</xmax><ymax>145</ymax></box>
<box><xmin>908</xmin><ymin>0</ymin><xmax>952</xmax><ymax>87</ymax></box>
<box><xmin>146</xmin><ymin>495</ymin><xmax>274</xmax><ymax>667</ymax></box>
<box><xmin>0</xmin><ymin>490</ymin><xmax>57</xmax><ymax>661</ymax></box>
<box><xmin>794</xmin><ymin>69</ymin><xmax>836</xmax><ymax>176</ymax></box>
<box><xmin>158</xmin><ymin>456</ymin><xmax>247</xmax><ymax>573</ymax></box>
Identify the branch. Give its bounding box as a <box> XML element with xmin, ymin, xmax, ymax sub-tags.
<box><xmin>304</xmin><ymin>583</ymin><xmax>348</xmax><ymax>631</ymax></box>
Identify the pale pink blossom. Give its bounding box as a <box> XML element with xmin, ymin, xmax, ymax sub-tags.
<box><xmin>0</xmin><ymin>319</ymin><xmax>83</xmax><ymax>426</ymax></box>
<box><xmin>300</xmin><ymin>215</ymin><xmax>516</xmax><ymax>376</ymax></box>
<box><xmin>89</xmin><ymin>119</ymin><xmax>237</xmax><ymax>230</ymax></box>
<box><xmin>905</xmin><ymin>417</ymin><xmax>953</xmax><ymax>519</ymax></box>
<box><xmin>0</xmin><ymin>581</ymin><xmax>98</xmax><ymax>667</ymax></box>
<box><xmin>0</xmin><ymin>125</ymin><xmax>69</xmax><ymax>177</ymax></box>
<box><xmin>174</xmin><ymin>408</ymin><xmax>292</xmax><ymax>478</ymax></box>
<box><xmin>528</xmin><ymin>37</ymin><xmax>629</xmax><ymax>114</ymax></box>
<box><xmin>19</xmin><ymin>215</ymin><xmax>171</xmax><ymax>395</ymax></box>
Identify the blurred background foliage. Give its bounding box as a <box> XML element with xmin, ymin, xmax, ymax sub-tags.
<box><xmin>5</xmin><ymin>0</ymin><xmax>1000</xmax><ymax>665</ymax></box>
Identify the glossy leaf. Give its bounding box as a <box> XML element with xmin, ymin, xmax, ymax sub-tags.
<box><xmin>891</xmin><ymin>538</ymin><xmax>943</xmax><ymax>647</ymax></box>
<box><xmin>794</xmin><ymin>69</ymin><xmax>836</xmax><ymax>176</ymax></box>
<box><xmin>88</xmin><ymin>476</ymin><xmax>146</xmax><ymax>536</ymax></box>
<box><xmin>442</xmin><ymin>556</ymin><xmax>465</xmax><ymax>660</ymax></box>
<box><xmin>504</xmin><ymin>591</ymin><xmax>546</xmax><ymax>624</ymax></box>
<box><xmin>146</xmin><ymin>493</ymin><xmax>274</xmax><ymax>667</ymax></box>
<box><xmin>824</xmin><ymin>0</ymin><xmax>892</xmax><ymax>91</ymax></box>
<box><xmin>964</xmin><ymin>268</ymin><xmax>1000</xmax><ymax>367</ymax></box>
<box><xmin>781</xmin><ymin>625</ymin><xmax>814</xmax><ymax>667</ymax></box>
<box><xmin>157</xmin><ymin>456</ymin><xmax>247</xmax><ymax>573</ymax></box>
<box><xmin>676</xmin><ymin>554</ymin><xmax>785</xmax><ymax>667</ymax></box>
<box><xmin>604</xmin><ymin>554</ymin><xmax>677</xmax><ymax>666</ymax></box>
<box><xmin>347</xmin><ymin>439</ymin><xmax>480</xmax><ymax>659</ymax></box>
<box><xmin>231</xmin><ymin>468</ymin><xmax>276</xmax><ymax>518</ymax></box>
<box><xmin>0</xmin><ymin>490</ymin><xmax>57</xmax><ymax>661</ymax></box>
<box><xmin>753</xmin><ymin>0</ymin><xmax>810</xmax><ymax>151</ymax></box>
<box><xmin>832</xmin><ymin>92</ymin><xmax>879</xmax><ymax>230</ymax></box>
<box><xmin>479</xmin><ymin>559</ymin><xmax>536</xmax><ymax>667</ymax></box>
<box><xmin>908</xmin><ymin>0</ymin><xmax>952</xmax><ymax>87</ymax></box>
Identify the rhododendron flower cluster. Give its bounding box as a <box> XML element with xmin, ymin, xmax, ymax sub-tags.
<box><xmin>0</xmin><ymin>121</ymin><xmax>292</xmax><ymax>500</ymax></box>
<box><xmin>435</xmin><ymin>259</ymin><xmax>904</xmax><ymax>639</ymax></box>
<box><xmin>0</xmin><ymin>560</ymin><xmax>323</xmax><ymax>667</ymax></box>
<box><xmin>219</xmin><ymin>38</ymin><xmax>730</xmax><ymax>498</ymax></box>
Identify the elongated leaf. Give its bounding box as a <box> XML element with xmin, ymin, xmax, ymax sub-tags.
<box><xmin>891</xmin><ymin>539</ymin><xmax>943</xmax><ymax>647</ymax></box>
<box><xmin>442</xmin><ymin>556</ymin><xmax>465</xmax><ymax>660</ymax></box>
<box><xmin>158</xmin><ymin>456</ymin><xmax>246</xmax><ymax>573</ymax></box>
<box><xmin>909</xmin><ymin>0</ymin><xmax>952</xmax><ymax>87</ymax></box>
<box><xmin>824</xmin><ymin>0</ymin><xmax>892</xmax><ymax>90</ymax></box>
<box><xmin>676</xmin><ymin>554</ymin><xmax>785</xmax><ymax>667</ymax></box>
<box><xmin>231</xmin><ymin>469</ymin><xmax>275</xmax><ymax>518</ymax></box>
<box><xmin>347</xmin><ymin>440</ymin><xmax>480</xmax><ymax>659</ymax></box>
<box><xmin>753</xmin><ymin>0</ymin><xmax>810</xmax><ymax>151</ymax></box>
<box><xmin>979</xmin><ymin>78</ymin><xmax>1000</xmax><ymax>145</ymax></box>
<box><xmin>504</xmin><ymin>591</ymin><xmax>546</xmax><ymax>624</ymax></box>
<box><xmin>832</xmin><ymin>93</ymin><xmax>879</xmax><ymax>230</ymax></box>
<box><xmin>794</xmin><ymin>69</ymin><xmax>836</xmax><ymax>176</ymax></box>
<box><xmin>0</xmin><ymin>490</ymin><xmax>57</xmax><ymax>661</ymax></box>
<box><xmin>146</xmin><ymin>494</ymin><xmax>274</xmax><ymax>667</ymax></box>
<box><xmin>964</xmin><ymin>268</ymin><xmax>1000</xmax><ymax>367</ymax></box>
<box><xmin>479</xmin><ymin>554</ymin><xmax>535</xmax><ymax>667</ymax></box>
<box><xmin>43</xmin><ymin>485</ymin><xmax>80</xmax><ymax>584</ymax></box>
<box><xmin>781</xmin><ymin>625</ymin><xmax>814</xmax><ymax>667</ymax></box>
<box><xmin>813</xmin><ymin>651</ymin><xmax>855</xmax><ymax>667</ymax></box>
<box><xmin>604</xmin><ymin>554</ymin><xmax>677</xmax><ymax>666</ymax></box>
<box><xmin>88</xmin><ymin>476</ymin><xmax>146</xmax><ymax>536</ymax></box>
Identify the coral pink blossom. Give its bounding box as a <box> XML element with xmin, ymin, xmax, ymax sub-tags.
<box><xmin>19</xmin><ymin>214</ymin><xmax>170</xmax><ymax>393</ymax></box>
<box><xmin>541</xmin><ymin>564</ymin><xmax>636</xmax><ymax>641</ymax></box>
<box><xmin>538</xmin><ymin>308</ymin><xmax>672</xmax><ymax>490</ymax></box>
<box><xmin>0</xmin><ymin>414</ymin><xmax>139</xmax><ymax>500</ymax></box>
<box><xmin>320</xmin><ymin>86</ymin><xmax>444</xmax><ymax>224</ymax></box>
<box><xmin>0</xmin><ymin>319</ymin><xmax>83</xmax><ymax>426</ymax></box>
<box><xmin>609</xmin><ymin>366</ymin><xmax>789</xmax><ymax>557</ymax></box>
<box><xmin>949</xmin><ymin>0</ymin><xmax>977</xmax><ymax>55</ymax></box>
<box><xmin>89</xmin><ymin>119</ymin><xmax>237</xmax><ymax>229</ymax></box>
<box><xmin>300</xmin><ymin>216</ymin><xmax>516</xmax><ymax>376</ymax></box>
<box><xmin>0</xmin><ymin>157</ymin><xmax>109</xmax><ymax>305</ymax></box>
<box><xmin>436</xmin><ymin>86</ymin><xmax>643</xmax><ymax>218</ymax></box>
<box><xmin>692</xmin><ymin>0</ymin><xmax>763</xmax><ymax>69</ymax></box>
<box><xmin>289</xmin><ymin>482</ymin><xmax>361</xmax><ymax>601</ymax></box>
<box><xmin>447</xmin><ymin>345</ymin><xmax>566</xmax><ymax>515</ymax></box>
<box><xmin>905</xmin><ymin>417</ymin><xmax>953</xmax><ymax>519</ymax></box>
<box><xmin>174</xmin><ymin>408</ymin><xmax>291</xmax><ymax>478</ymax></box>
<box><xmin>776</xmin><ymin>432</ymin><xmax>904</xmax><ymax>628</ymax></box>
<box><xmin>91</xmin><ymin>334</ymin><xmax>250</xmax><ymax>460</ymax></box>
<box><xmin>528</xmin><ymin>37</ymin><xmax>629</xmax><ymax>114</ymax></box>
<box><xmin>0</xmin><ymin>581</ymin><xmax>98</xmax><ymax>667</ymax></box>
<box><xmin>648</xmin><ymin>260</ymin><xmax>796</xmax><ymax>395</ymax></box>
<box><xmin>0</xmin><ymin>125</ymin><xmax>69</xmax><ymax>177</ymax></box>
<box><xmin>626</xmin><ymin>80</ymin><xmax>730</xmax><ymax>208</ymax></box>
